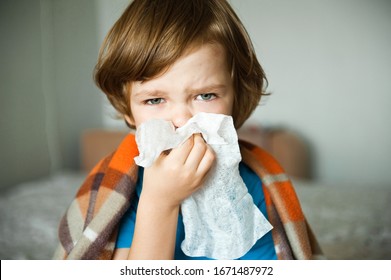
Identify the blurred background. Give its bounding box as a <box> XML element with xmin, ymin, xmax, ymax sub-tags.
<box><xmin>0</xmin><ymin>0</ymin><xmax>390</xmax><ymax>259</ymax></box>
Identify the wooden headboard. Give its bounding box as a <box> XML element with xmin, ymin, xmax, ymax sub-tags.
<box><xmin>80</xmin><ymin>129</ymin><xmax>130</xmax><ymax>172</ymax></box>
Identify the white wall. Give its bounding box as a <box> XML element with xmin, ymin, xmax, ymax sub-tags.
<box><xmin>51</xmin><ymin>0</ymin><xmax>104</xmax><ymax>169</ymax></box>
<box><xmin>230</xmin><ymin>0</ymin><xmax>391</xmax><ymax>185</ymax></box>
<box><xmin>0</xmin><ymin>0</ymin><xmax>105</xmax><ymax>188</ymax></box>
<box><xmin>0</xmin><ymin>0</ymin><xmax>52</xmax><ymax>189</ymax></box>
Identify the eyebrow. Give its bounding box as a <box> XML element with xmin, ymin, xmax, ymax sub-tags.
<box><xmin>133</xmin><ymin>84</ymin><xmax>227</xmax><ymax>98</ymax></box>
<box><xmin>133</xmin><ymin>89</ymin><xmax>166</xmax><ymax>98</ymax></box>
<box><xmin>186</xmin><ymin>84</ymin><xmax>227</xmax><ymax>95</ymax></box>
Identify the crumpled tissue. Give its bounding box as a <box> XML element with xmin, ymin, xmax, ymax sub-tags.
<box><xmin>134</xmin><ymin>112</ymin><xmax>273</xmax><ymax>259</ymax></box>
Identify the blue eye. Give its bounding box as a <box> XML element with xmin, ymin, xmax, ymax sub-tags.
<box><xmin>146</xmin><ymin>98</ymin><xmax>164</xmax><ymax>105</ymax></box>
<box><xmin>197</xmin><ymin>93</ymin><xmax>216</xmax><ymax>101</ymax></box>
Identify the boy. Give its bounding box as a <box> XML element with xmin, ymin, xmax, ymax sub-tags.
<box><xmin>54</xmin><ymin>0</ymin><xmax>322</xmax><ymax>260</ymax></box>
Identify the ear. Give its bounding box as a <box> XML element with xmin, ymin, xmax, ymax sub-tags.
<box><xmin>124</xmin><ymin>115</ymin><xmax>135</xmax><ymax>128</ymax></box>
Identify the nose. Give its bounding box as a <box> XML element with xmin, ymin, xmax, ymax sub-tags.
<box><xmin>171</xmin><ymin>105</ymin><xmax>193</xmax><ymax>128</ymax></box>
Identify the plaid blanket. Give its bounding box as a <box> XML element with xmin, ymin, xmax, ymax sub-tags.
<box><xmin>53</xmin><ymin>133</ymin><xmax>323</xmax><ymax>259</ymax></box>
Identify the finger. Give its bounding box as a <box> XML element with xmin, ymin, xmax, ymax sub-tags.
<box><xmin>196</xmin><ymin>145</ymin><xmax>215</xmax><ymax>178</ymax></box>
<box><xmin>167</xmin><ymin>134</ymin><xmax>194</xmax><ymax>164</ymax></box>
<box><xmin>184</xmin><ymin>134</ymin><xmax>208</xmax><ymax>169</ymax></box>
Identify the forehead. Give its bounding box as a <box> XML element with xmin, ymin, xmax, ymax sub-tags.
<box><xmin>132</xmin><ymin>43</ymin><xmax>231</xmax><ymax>94</ymax></box>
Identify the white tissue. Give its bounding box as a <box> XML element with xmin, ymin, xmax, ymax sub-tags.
<box><xmin>134</xmin><ymin>112</ymin><xmax>273</xmax><ymax>259</ymax></box>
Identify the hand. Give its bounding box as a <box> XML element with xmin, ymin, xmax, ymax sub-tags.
<box><xmin>141</xmin><ymin>133</ymin><xmax>215</xmax><ymax>210</ymax></box>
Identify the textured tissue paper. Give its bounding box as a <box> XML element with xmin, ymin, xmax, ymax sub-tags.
<box><xmin>134</xmin><ymin>112</ymin><xmax>273</xmax><ymax>259</ymax></box>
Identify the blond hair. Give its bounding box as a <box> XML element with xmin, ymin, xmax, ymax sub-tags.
<box><xmin>94</xmin><ymin>0</ymin><xmax>267</xmax><ymax>128</ymax></box>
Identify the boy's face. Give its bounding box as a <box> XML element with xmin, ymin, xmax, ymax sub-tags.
<box><xmin>127</xmin><ymin>43</ymin><xmax>235</xmax><ymax>129</ymax></box>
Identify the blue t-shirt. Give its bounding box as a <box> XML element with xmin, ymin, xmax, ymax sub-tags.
<box><xmin>116</xmin><ymin>162</ymin><xmax>277</xmax><ymax>260</ymax></box>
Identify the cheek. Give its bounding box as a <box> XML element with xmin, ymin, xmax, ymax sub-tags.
<box><xmin>196</xmin><ymin>99</ymin><xmax>234</xmax><ymax>116</ymax></box>
<box><xmin>131</xmin><ymin>104</ymin><xmax>167</xmax><ymax>128</ymax></box>
<box><xmin>217</xmin><ymin>93</ymin><xmax>235</xmax><ymax>116</ymax></box>
<box><xmin>129</xmin><ymin>105</ymin><xmax>147</xmax><ymax>128</ymax></box>
<box><xmin>219</xmin><ymin>102</ymin><xmax>234</xmax><ymax>116</ymax></box>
